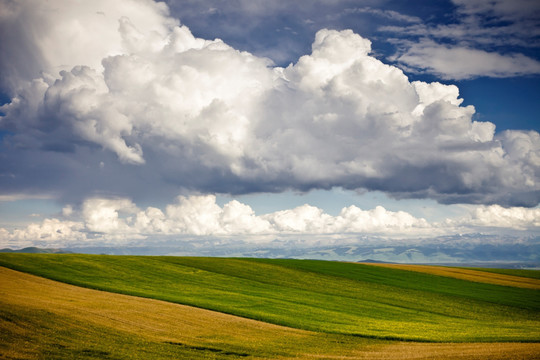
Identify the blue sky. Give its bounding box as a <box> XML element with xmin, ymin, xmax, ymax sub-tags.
<box><xmin>0</xmin><ymin>0</ymin><xmax>539</xmax><ymax>254</ymax></box>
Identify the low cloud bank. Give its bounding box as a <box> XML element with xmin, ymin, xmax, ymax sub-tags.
<box><xmin>1</xmin><ymin>195</ymin><xmax>538</xmax><ymax>248</ymax></box>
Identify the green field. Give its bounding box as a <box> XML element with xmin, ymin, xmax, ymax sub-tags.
<box><xmin>1</xmin><ymin>266</ymin><xmax>380</xmax><ymax>360</ymax></box>
<box><xmin>5</xmin><ymin>265</ymin><xmax>539</xmax><ymax>360</ymax></box>
<box><xmin>0</xmin><ymin>254</ymin><xmax>538</xmax><ymax>343</ymax></box>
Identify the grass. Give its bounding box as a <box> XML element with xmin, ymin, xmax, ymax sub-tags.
<box><xmin>0</xmin><ymin>254</ymin><xmax>538</xmax><ymax>343</ymax></box>
<box><xmin>462</xmin><ymin>267</ymin><xmax>540</xmax><ymax>280</ymax></box>
<box><xmin>2</xmin><ymin>266</ymin><xmax>540</xmax><ymax>360</ymax></box>
<box><xmin>0</xmin><ymin>266</ymin><xmax>366</xmax><ymax>359</ymax></box>
<box><xmin>359</xmin><ymin>262</ymin><xmax>540</xmax><ymax>289</ymax></box>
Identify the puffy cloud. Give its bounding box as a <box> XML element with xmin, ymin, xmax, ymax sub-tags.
<box><xmin>471</xmin><ymin>205</ymin><xmax>540</xmax><ymax>229</ymax></box>
<box><xmin>0</xmin><ymin>195</ymin><xmax>434</xmax><ymax>245</ymax></box>
<box><xmin>452</xmin><ymin>204</ymin><xmax>540</xmax><ymax>231</ymax></box>
<box><xmin>137</xmin><ymin>195</ymin><xmax>272</xmax><ymax>236</ymax></box>
<box><xmin>248</xmin><ymin>30</ymin><xmax>538</xmax><ymax>205</ymax></box>
<box><xmin>164</xmin><ymin>195</ymin><xmax>230</xmax><ymax>235</ymax></box>
<box><xmin>0</xmin><ymin>0</ymin><xmax>175</xmax><ymax>91</ymax></box>
<box><xmin>0</xmin><ymin>0</ymin><xmax>539</xmax><ymax>208</ymax></box>
<box><xmin>220</xmin><ymin>200</ymin><xmax>273</xmax><ymax>234</ymax></box>
<box><xmin>265</xmin><ymin>205</ymin><xmax>333</xmax><ymax>233</ymax></box>
<box><xmin>335</xmin><ymin>205</ymin><xmax>430</xmax><ymax>233</ymax></box>
<box><xmin>1</xmin><ymin>195</ymin><xmax>538</xmax><ymax>247</ymax></box>
<box><xmin>263</xmin><ymin>203</ymin><xmax>431</xmax><ymax>235</ymax></box>
<box><xmin>82</xmin><ymin>198</ymin><xmax>139</xmax><ymax>234</ymax></box>
<box><xmin>7</xmin><ymin>218</ymin><xmax>85</xmax><ymax>243</ymax></box>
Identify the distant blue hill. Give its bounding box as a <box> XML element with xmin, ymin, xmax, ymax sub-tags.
<box><xmin>0</xmin><ymin>247</ymin><xmax>70</xmax><ymax>254</ymax></box>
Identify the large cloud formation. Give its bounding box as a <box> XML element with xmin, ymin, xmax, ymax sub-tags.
<box><xmin>0</xmin><ymin>0</ymin><xmax>539</xmax><ymax>207</ymax></box>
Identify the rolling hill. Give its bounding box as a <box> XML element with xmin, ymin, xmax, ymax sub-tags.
<box><xmin>3</xmin><ymin>265</ymin><xmax>540</xmax><ymax>359</ymax></box>
<box><xmin>0</xmin><ymin>254</ymin><xmax>538</xmax><ymax>344</ymax></box>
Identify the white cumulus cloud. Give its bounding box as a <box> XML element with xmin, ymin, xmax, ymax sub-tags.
<box><xmin>1</xmin><ymin>195</ymin><xmax>538</xmax><ymax>248</ymax></box>
<box><xmin>7</xmin><ymin>218</ymin><xmax>86</xmax><ymax>244</ymax></box>
<box><xmin>82</xmin><ymin>197</ymin><xmax>139</xmax><ymax>234</ymax></box>
<box><xmin>458</xmin><ymin>205</ymin><xmax>540</xmax><ymax>230</ymax></box>
<box><xmin>0</xmin><ymin>0</ymin><xmax>175</xmax><ymax>90</ymax></box>
<box><xmin>0</xmin><ymin>0</ymin><xmax>539</xmax><ymax>209</ymax></box>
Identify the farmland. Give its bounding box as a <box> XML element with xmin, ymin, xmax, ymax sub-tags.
<box><xmin>0</xmin><ymin>254</ymin><xmax>539</xmax><ymax>359</ymax></box>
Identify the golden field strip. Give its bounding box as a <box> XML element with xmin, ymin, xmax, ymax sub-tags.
<box><xmin>361</xmin><ymin>263</ymin><xmax>540</xmax><ymax>290</ymax></box>
<box><xmin>1</xmin><ymin>266</ymin><xmax>539</xmax><ymax>360</ymax></box>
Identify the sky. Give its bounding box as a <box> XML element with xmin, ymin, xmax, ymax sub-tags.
<box><xmin>0</xmin><ymin>0</ymin><xmax>539</xmax><ymax>256</ymax></box>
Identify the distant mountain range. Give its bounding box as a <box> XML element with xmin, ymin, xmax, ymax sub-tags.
<box><xmin>0</xmin><ymin>247</ymin><xmax>70</xmax><ymax>254</ymax></box>
<box><xmin>1</xmin><ymin>234</ymin><xmax>538</xmax><ymax>269</ymax></box>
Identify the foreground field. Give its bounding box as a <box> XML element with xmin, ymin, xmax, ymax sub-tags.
<box><xmin>0</xmin><ymin>254</ymin><xmax>538</xmax><ymax>343</ymax></box>
<box><xmin>2</xmin><ymin>266</ymin><xmax>539</xmax><ymax>360</ymax></box>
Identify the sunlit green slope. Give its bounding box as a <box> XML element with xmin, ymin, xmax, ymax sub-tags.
<box><xmin>0</xmin><ymin>254</ymin><xmax>538</xmax><ymax>342</ymax></box>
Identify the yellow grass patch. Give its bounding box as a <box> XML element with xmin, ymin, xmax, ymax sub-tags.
<box><xmin>1</xmin><ymin>266</ymin><xmax>539</xmax><ymax>359</ymax></box>
<box><xmin>360</xmin><ymin>263</ymin><xmax>540</xmax><ymax>289</ymax></box>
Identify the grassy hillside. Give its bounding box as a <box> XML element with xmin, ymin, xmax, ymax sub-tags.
<box><xmin>0</xmin><ymin>254</ymin><xmax>538</xmax><ymax>342</ymax></box>
<box><xmin>0</xmin><ymin>266</ymin><xmax>373</xmax><ymax>360</ymax></box>
<box><xmin>359</xmin><ymin>262</ymin><xmax>540</xmax><ymax>289</ymax></box>
<box><xmin>462</xmin><ymin>267</ymin><xmax>540</xmax><ymax>280</ymax></box>
<box><xmin>4</xmin><ymin>267</ymin><xmax>540</xmax><ymax>360</ymax></box>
